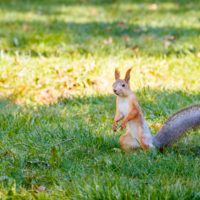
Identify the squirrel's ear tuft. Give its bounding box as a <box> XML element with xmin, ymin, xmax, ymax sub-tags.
<box><xmin>115</xmin><ymin>69</ymin><xmax>120</xmax><ymax>80</ymax></box>
<box><xmin>124</xmin><ymin>68</ymin><xmax>132</xmax><ymax>83</ymax></box>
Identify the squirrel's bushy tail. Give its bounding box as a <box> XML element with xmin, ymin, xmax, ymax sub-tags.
<box><xmin>152</xmin><ymin>105</ymin><xmax>200</xmax><ymax>148</ymax></box>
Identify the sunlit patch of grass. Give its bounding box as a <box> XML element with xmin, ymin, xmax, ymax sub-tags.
<box><xmin>0</xmin><ymin>0</ymin><xmax>200</xmax><ymax>104</ymax></box>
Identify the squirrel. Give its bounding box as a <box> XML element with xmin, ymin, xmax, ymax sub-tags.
<box><xmin>112</xmin><ymin>68</ymin><xmax>200</xmax><ymax>152</ymax></box>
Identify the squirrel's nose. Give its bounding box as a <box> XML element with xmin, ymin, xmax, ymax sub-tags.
<box><xmin>114</xmin><ymin>89</ymin><xmax>117</xmax><ymax>93</ymax></box>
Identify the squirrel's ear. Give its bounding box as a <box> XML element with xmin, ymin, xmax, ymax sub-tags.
<box><xmin>124</xmin><ymin>68</ymin><xmax>132</xmax><ymax>83</ymax></box>
<box><xmin>115</xmin><ymin>69</ymin><xmax>120</xmax><ymax>80</ymax></box>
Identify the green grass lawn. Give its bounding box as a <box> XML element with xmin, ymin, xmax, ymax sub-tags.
<box><xmin>0</xmin><ymin>0</ymin><xmax>200</xmax><ymax>199</ymax></box>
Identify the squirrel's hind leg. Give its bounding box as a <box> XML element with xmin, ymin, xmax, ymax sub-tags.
<box><xmin>119</xmin><ymin>131</ymin><xmax>140</xmax><ymax>152</ymax></box>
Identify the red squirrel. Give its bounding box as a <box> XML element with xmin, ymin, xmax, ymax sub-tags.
<box><xmin>112</xmin><ymin>68</ymin><xmax>200</xmax><ymax>152</ymax></box>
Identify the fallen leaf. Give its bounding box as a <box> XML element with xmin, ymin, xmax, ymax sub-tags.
<box><xmin>140</xmin><ymin>69</ymin><xmax>150</xmax><ymax>74</ymax></box>
<box><xmin>178</xmin><ymin>60</ymin><xmax>183</xmax><ymax>64</ymax></box>
<box><xmin>150</xmin><ymin>124</ymin><xmax>163</xmax><ymax>128</ymax></box>
<box><xmin>15</xmin><ymin>57</ymin><xmax>22</xmax><ymax>65</ymax></box>
<box><xmin>13</xmin><ymin>99</ymin><xmax>24</xmax><ymax>105</ymax></box>
<box><xmin>73</xmin><ymin>52</ymin><xmax>77</xmax><ymax>56</ymax></box>
<box><xmin>117</xmin><ymin>21</ymin><xmax>125</xmax><ymax>26</ymax></box>
<box><xmin>106</xmin><ymin>26</ymin><xmax>111</xmax><ymax>32</ymax></box>
<box><xmin>92</xmin><ymin>9</ymin><xmax>97</xmax><ymax>15</ymax></box>
<box><xmin>35</xmin><ymin>89</ymin><xmax>56</xmax><ymax>104</ymax></box>
<box><xmin>23</xmin><ymin>24</ymin><xmax>29</xmax><ymax>31</ymax></box>
<box><xmin>117</xmin><ymin>21</ymin><xmax>128</xmax><ymax>29</ymax></box>
<box><xmin>9</xmin><ymin>25</ymin><xmax>15</xmax><ymax>29</ymax></box>
<box><xmin>92</xmin><ymin>76</ymin><xmax>110</xmax><ymax>87</ymax></box>
<box><xmin>38</xmin><ymin>186</ymin><xmax>46</xmax><ymax>192</ymax></box>
<box><xmin>197</xmin><ymin>52</ymin><xmax>200</xmax><ymax>57</ymax></box>
<box><xmin>148</xmin><ymin>4</ymin><xmax>158</xmax><ymax>10</ymax></box>
<box><xmin>160</xmin><ymin>60</ymin><xmax>167</xmax><ymax>66</ymax></box>
<box><xmin>0</xmin><ymin>78</ymin><xmax>5</xmax><ymax>83</ymax></box>
<box><xmin>40</xmin><ymin>55</ymin><xmax>47</xmax><ymax>61</ymax></box>
<box><xmin>103</xmin><ymin>37</ymin><xmax>112</xmax><ymax>44</ymax></box>
<box><xmin>18</xmin><ymin>85</ymin><xmax>27</xmax><ymax>92</ymax></box>
<box><xmin>165</xmin><ymin>35</ymin><xmax>177</xmax><ymax>41</ymax></box>
<box><xmin>17</xmin><ymin>69</ymin><xmax>27</xmax><ymax>77</ymax></box>
<box><xmin>53</xmin><ymin>57</ymin><xmax>59</xmax><ymax>62</ymax></box>
<box><xmin>6</xmin><ymin>75</ymin><xmax>17</xmax><ymax>79</ymax></box>
<box><xmin>122</xmin><ymin>34</ymin><xmax>130</xmax><ymax>41</ymax></box>
<box><xmin>38</xmin><ymin>79</ymin><xmax>45</xmax><ymax>85</ymax></box>
<box><xmin>135</xmin><ymin>47</ymin><xmax>139</xmax><ymax>53</ymax></box>
<box><xmin>129</xmin><ymin>45</ymin><xmax>138</xmax><ymax>50</ymax></box>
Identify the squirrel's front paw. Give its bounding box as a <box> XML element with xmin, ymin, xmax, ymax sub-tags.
<box><xmin>120</xmin><ymin>122</ymin><xmax>126</xmax><ymax>131</ymax></box>
<box><xmin>112</xmin><ymin>123</ymin><xmax>117</xmax><ymax>132</ymax></box>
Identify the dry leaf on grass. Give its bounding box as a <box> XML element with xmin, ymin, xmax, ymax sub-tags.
<box><xmin>73</xmin><ymin>52</ymin><xmax>78</xmax><ymax>56</ymax></box>
<box><xmin>38</xmin><ymin>79</ymin><xmax>45</xmax><ymax>85</ymax></box>
<box><xmin>103</xmin><ymin>37</ymin><xmax>112</xmax><ymax>44</ymax></box>
<box><xmin>92</xmin><ymin>9</ymin><xmax>97</xmax><ymax>15</ymax></box>
<box><xmin>18</xmin><ymin>85</ymin><xmax>27</xmax><ymax>92</ymax></box>
<box><xmin>9</xmin><ymin>25</ymin><xmax>15</xmax><ymax>29</ymax></box>
<box><xmin>160</xmin><ymin>60</ymin><xmax>167</xmax><ymax>66</ymax></box>
<box><xmin>140</xmin><ymin>69</ymin><xmax>150</xmax><ymax>74</ymax></box>
<box><xmin>15</xmin><ymin>57</ymin><xmax>22</xmax><ymax>65</ymax></box>
<box><xmin>117</xmin><ymin>21</ymin><xmax>125</xmax><ymax>26</ymax></box>
<box><xmin>150</xmin><ymin>124</ymin><xmax>163</xmax><ymax>128</ymax></box>
<box><xmin>117</xmin><ymin>21</ymin><xmax>127</xmax><ymax>29</ymax></box>
<box><xmin>35</xmin><ymin>89</ymin><xmax>56</xmax><ymax>104</ymax></box>
<box><xmin>106</xmin><ymin>26</ymin><xmax>111</xmax><ymax>32</ymax></box>
<box><xmin>40</xmin><ymin>55</ymin><xmax>47</xmax><ymax>61</ymax></box>
<box><xmin>148</xmin><ymin>4</ymin><xmax>158</xmax><ymax>10</ymax></box>
<box><xmin>128</xmin><ymin>45</ymin><xmax>139</xmax><ymax>51</ymax></box>
<box><xmin>38</xmin><ymin>186</ymin><xmax>46</xmax><ymax>192</ymax></box>
<box><xmin>140</xmin><ymin>69</ymin><xmax>157</xmax><ymax>77</ymax></box>
<box><xmin>23</xmin><ymin>24</ymin><xmax>29</xmax><ymax>31</ymax></box>
<box><xmin>122</xmin><ymin>34</ymin><xmax>130</xmax><ymax>41</ymax></box>
<box><xmin>165</xmin><ymin>35</ymin><xmax>177</xmax><ymax>41</ymax></box>
<box><xmin>92</xmin><ymin>76</ymin><xmax>110</xmax><ymax>87</ymax></box>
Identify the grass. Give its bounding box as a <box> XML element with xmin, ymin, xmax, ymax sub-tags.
<box><xmin>0</xmin><ymin>0</ymin><xmax>200</xmax><ymax>199</ymax></box>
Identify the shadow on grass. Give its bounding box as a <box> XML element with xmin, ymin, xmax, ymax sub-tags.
<box><xmin>0</xmin><ymin>21</ymin><xmax>198</xmax><ymax>57</ymax></box>
<box><xmin>0</xmin><ymin>0</ymin><xmax>199</xmax><ymax>55</ymax></box>
<box><xmin>1</xmin><ymin>0</ymin><xmax>200</xmax><ymax>11</ymax></box>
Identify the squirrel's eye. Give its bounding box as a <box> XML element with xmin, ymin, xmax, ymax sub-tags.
<box><xmin>122</xmin><ymin>83</ymin><xmax>125</xmax><ymax>87</ymax></box>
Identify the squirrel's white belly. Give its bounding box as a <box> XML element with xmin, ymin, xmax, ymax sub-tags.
<box><xmin>118</xmin><ymin>98</ymin><xmax>140</xmax><ymax>146</ymax></box>
<box><xmin>127</xmin><ymin>120</ymin><xmax>140</xmax><ymax>142</ymax></box>
<box><xmin>118</xmin><ymin>97</ymin><xmax>129</xmax><ymax>117</ymax></box>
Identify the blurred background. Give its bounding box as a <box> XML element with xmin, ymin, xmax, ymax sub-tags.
<box><xmin>0</xmin><ymin>0</ymin><xmax>200</xmax><ymax>104</ymax></box>
<box><xmin>1</xmin><ymin>1</ymin><xmax>200</xmax><ymax>198</ymax></box>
